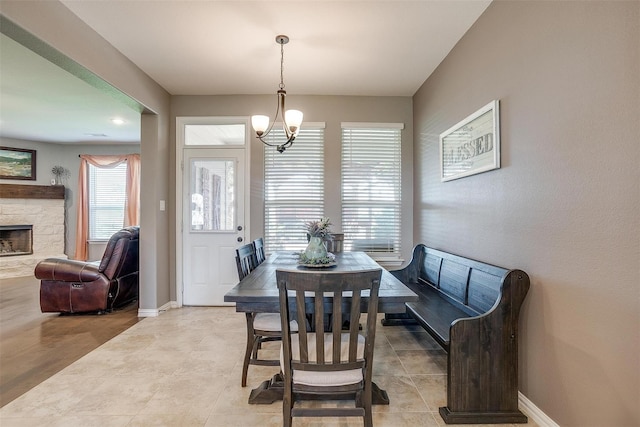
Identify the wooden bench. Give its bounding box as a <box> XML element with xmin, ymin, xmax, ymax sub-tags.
<box><xmin>383</xmin><ymin>244</ymin><xmax>530</xmax><ymax>424</ymax></box>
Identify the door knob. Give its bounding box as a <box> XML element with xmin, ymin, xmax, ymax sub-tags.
<box><xmin>237</xmin><ymin>237</ymin><xmax>243</xmax><ymax>242</ymax></box>
<box><xmin>237</xmin><ymin>226</ymin><xmax>243</xmax><ymax>231</ymax></box>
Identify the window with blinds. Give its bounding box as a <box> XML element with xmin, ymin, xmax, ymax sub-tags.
<box><xmin>264</xmin><ymin>125</ymin><xmax>325</xmax><ymax>253</ymax></box>
<box><xmin>89</xmin><ymin>163</ymin><xmax>127</xmax><ymax>240</ymax></box>
<box><xmin>341</xmin><ymin>123</ymin><xmax>403</xmax><ymax>255</ymax></box>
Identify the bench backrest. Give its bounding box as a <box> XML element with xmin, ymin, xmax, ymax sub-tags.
<box><xmin>418</xmin><ymin>245</ymin><xmax>508</xmax><ymax>316</ymax></box>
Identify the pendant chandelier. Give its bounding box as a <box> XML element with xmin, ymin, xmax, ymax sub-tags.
<box><xmin>251</xmin><ymin>35</ymin><xmax>303</xmax><ymax>153</ymax></box>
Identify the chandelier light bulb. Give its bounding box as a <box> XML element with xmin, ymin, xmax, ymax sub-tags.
<box><xmin>251</xmin><ymin>115</ymin><xmax>270</xmax><ymax>135</ymax></box>
<box><xmin>284</xmin><ymin>110</ymin><xmax>303</xmax><ymax>134</ymax></box>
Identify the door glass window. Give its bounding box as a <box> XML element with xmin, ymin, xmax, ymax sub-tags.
<box><xmin>185</xmin><ymin>124</ymin><xmax>245</xmax><ymax>145</ymax></box>
<box><xmin>190</xmin><ymin>159</ymin><xmax>235</xmax><ymax>231</ymax></box>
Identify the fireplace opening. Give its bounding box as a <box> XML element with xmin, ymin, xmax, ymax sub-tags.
<box><xmin>0</xmin><ymin>225</ymin><xmax>33</xmax><ymax>257</ymax></box>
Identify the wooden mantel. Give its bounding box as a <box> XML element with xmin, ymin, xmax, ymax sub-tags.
<box><xmin>0</xmin><ymin>184</ymin><xmax>65</xmax><ymax>199</ymax></box>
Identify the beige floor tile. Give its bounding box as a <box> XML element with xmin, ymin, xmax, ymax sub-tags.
<box><xmin>128</xmin><ymin>413</ymin><xmax>207</xmax><ymax>427</ymax></box>
<box><xmin>371</xmin><ymin>374</ymin><xmax>430</xmax><ymax>413</ymax></box>
<box><xmin>57</xmin><ymin>348</ymin><xmax>133</xmax><ymax>377</ymax></box>
<box><xmin>372</xmin><ymin>334</ymin><xmax>398</xmax><ymax>355</ymax></box>
<box><xmin>0</xmin><ymin>415</ymin><xmax>133</xmax><ymax>427</ymax></box>
<box><xmin>211</xmin><ymin>378</ymin><xmax>282</xmax><ymax>415</ymax></box>
<box><xmin>1</xmin><ymin>306</ymin><xmax>540</xmax><ymax>427</ymax></box>
<box><xmin>396</xmin><ymin>349</ymin><xmax>448</xmax><ymax>375</ymax></box>
<box><xmin>72</xmin><ymin>375</ymin><xmax>166</xmax><ymax>416</ymax></box>
<box><xmin>228</xmin><ymin>355</ymin><xmax>282</xmax><ymax>389</ymax></box>
<box><xmin>385</xmin><ymin>329</ymin><xmax>441</xmax><ymax>351</ymax></box>
<box><xmin>410</xmin><ymin>374</ymin><xmax>447</xmax><ymax>410</ymax></box>
<box><xmin>0</xmin><ymin>375</ymin><xmax>106</xmax><ymax>418</ymax></box>
<box><xmin>138</xmin><ymin>374</ymin><xmax>224</xmax><ymax>416</ymax></box>
<box><xmin>373</xmin><ymin>411</ymin><xmax>442</xmax><ymax>426</ymax></box>
<box><xmin>372</xmin><ymin>350</ymin><xmax>408</xmax><ymax>376</ymax></box>
<box><xmin>204</xmin><ymin>412</ymin><xmax>283</xmax><ymax>427</ymax></box>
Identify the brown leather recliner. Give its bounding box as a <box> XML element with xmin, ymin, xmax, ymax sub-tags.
<box><xmin>35</xmin><ymin>226</ymin><xmax>139</xmax><ymax>314</ymax></box>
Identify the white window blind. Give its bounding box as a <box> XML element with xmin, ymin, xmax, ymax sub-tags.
<box><xmin>89</xmin><ymin>163</ymin><xmax>127</xmax><ymax>240</ymax></box>
<box><xmin>264</xmin><ymin>126</ymin><xmax>325</xmax><ymax>253</ymax></box>
<box><xmin>341</xmin><ymin>123</ymin><xmax>402</xmax><ymax>255</ymax></box>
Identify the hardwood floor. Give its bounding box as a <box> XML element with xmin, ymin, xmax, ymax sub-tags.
<box><xmin>0</xmin><ymin>275</ymin><xmax>140</xmax><ymax>407</ymax></box>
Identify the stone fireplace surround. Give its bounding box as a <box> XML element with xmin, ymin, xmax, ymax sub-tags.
<box><xmin>0</xmin><ymin>184</ymin><xmax>67</xmax><ymax>279</ymax></box>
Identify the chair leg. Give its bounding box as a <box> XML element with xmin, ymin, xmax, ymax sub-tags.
<box><xmin>252</xmin><ymin>337</ymin><xmax>260</xmax><ymax>359</ymax></box>
<box><xmin>363</xmin><ymin>386</ymin><xmax>373</xmax><ymax>427</ymax></box>
<box><xmin>283</xmin><ymin>380</ymin><xmax>293</xmax><ymax>427</ymax></box>
<box><xmin>241</xmin><ymin>312</ymin><xmax>255</xmax><ymax>387</ymax></box>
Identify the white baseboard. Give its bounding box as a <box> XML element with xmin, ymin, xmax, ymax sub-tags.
<box><xmin>137</xmin><ymin>300</ymin><xmax>178</xmax><ymax>317</ymax></box>
<box><xmin>519</xmin><ymin>391</ymin><xmax>559</xmax><ymax>427</ymax></box>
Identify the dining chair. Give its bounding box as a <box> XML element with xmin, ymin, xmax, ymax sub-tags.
<box><xmin>253</xmin><ymin>237</ymin><xmax>266</xmax><ymax>264</ymax></box>
<box><xmin>276</xmin><ymin>268</ymin><xmax>382</xmax><ymax>427</ymax></box>
<box><xmin>235</xmin><ymin>243</ymin><xmax>258</xmax><ymax>280</ymax></box>
<box><xmin>236</xmin><ymin>242</ymin><xmax>296</xmax><ymax>387</ymax></box>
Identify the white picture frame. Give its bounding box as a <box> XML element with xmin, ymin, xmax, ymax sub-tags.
<box><xmin>440</xmin><ymin>100</ymin><xmax>500</xmax><ymax>182</ymax></box>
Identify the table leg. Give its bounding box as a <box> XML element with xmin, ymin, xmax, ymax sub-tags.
<box><xmin>248</xmin><ymin>372</ymin><xmax>390</xmax><ymax>405</ymax></box>
<box><xmin>248</xmin><ymin>372</ymin><xmax>285</xmax><ymax>404</ymax></box>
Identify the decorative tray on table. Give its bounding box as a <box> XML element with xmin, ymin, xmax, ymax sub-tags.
<box><xmin>298</xmin><ymin>262</ymin><xmax>337</xmax><ymax>268</ymax></box>
<box><xmin>296</xmin><ymin>252</ymin><xmax>337</xmax><ymax>268</ymax></box>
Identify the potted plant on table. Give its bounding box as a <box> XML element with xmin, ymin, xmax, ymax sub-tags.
<box><xmin>300</xmin><ymin>217</ymin><xmax>335</xmax><ymax>265</ymax></box>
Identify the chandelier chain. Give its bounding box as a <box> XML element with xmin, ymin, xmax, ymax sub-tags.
<box><xmin>279</xmin><ymin>41</ymin><xmax>285</xmax><ymax>90</ymax></box>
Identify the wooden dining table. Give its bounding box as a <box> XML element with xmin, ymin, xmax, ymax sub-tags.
<box><xmin>224</xmin><ymin>250</ymin><xmax>418</xmax><ymax>405</ymax></box>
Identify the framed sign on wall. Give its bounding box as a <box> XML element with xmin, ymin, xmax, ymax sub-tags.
<box><xmin>440</xmin><ymin>100</ymin><xmax>500</xmax><ymax>182</ymax></box>
<box><xmin>0</xmin><ymin>147</ymin><xmax>37</xmax><ymax>180</ymax></box>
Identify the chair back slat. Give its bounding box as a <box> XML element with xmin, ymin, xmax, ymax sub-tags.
<box><xmin>253</xmin><ymin>238</ymin><xmax>266</xmax><ymax>264</ymax></box>
<box><xmin>348</xmin><ymin>291</ymin><xmax>361</xmax><ymax>362</ymax></box>
<box><xmin>296</xmin><ymin>289</ymin><xmax>309</xmax><ymax>362</ymax></box>
<box><xmin>235</xmin><ymin>243</ymin><xmax>258</xmax><ymax>281</ymax></box>
<box><xmin>314</xmin><ymin>294</ymin><xmax>325</xmax><ymax>363</ymax></box>
<box><xmin>276</xmin><ymin>268</ymin><xmax>382</xmax><ymax>375</ymax></box>
<box><xmin>332</xmin><ymin>292</ymin><xmax>342</xmax><ymax>362</ymax></box>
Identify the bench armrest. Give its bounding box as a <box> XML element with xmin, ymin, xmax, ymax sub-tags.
<box><xmin>389</xmin><ymin>244</ymin><xmax>425</xmax><ymax>283</ymax></box>
<box><xmin>446</xmin><ymin>269</ymin><xmax>530</xmax><ymax>415</ymax></box>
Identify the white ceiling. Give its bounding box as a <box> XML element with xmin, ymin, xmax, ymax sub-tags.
<box><xmin>0</xmin><ymin>33</ymin><xmax>142</xmax><ymax>144</ymax></box>
<box><xmin>0</xmin><ymin>0</ymin><xmax>491</xmax><ymax>144</ymax></box>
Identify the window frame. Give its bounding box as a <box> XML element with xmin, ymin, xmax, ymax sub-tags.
<box><xmin>88</xmin><ymin>162</ymin><xmax>128</xmax><ymax>241</ymax></box>
<box><xmin>341</xmin><ymin>122</ymin><xmax>404</xmax><ymax>258</ymax></box>
<box><xmin>263</xmin><ymin>123</ymin><xmax>326</xmax><ymax>253</ymax></box>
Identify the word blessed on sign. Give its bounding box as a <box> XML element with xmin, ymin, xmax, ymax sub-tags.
<box><xmin>442</xmin><ymin>132</ymin><xmax>494</xmax><ymax>166</ymax></box>
<box><xmin>439</xmin><ymin>100</ymin><xmax>500</xmax><ymax>182</ymax></box>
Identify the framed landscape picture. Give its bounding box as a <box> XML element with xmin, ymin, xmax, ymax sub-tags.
<box><xmin>0</xmin><ymin>147</ymin><xmax>37</xmax><ymax>180</ymax></box>
<box><xmin>440</xmin><ymin>100</ymin><xmax>500</xmax><ymax>182</ymax></box>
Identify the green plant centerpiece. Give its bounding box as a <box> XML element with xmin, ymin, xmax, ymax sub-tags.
<box><xmin>299</xmin><ymin>217</ymin><xmax>335</xmax><ymax>265</ymax></box>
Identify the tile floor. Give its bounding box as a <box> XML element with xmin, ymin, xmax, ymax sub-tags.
<box><xmin>0</xmin><ymin>307</ymin><xmax>537</xmax><ymax>426</ymax></box>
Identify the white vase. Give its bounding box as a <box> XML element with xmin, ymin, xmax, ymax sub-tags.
<box><xmin>304</xmin><ymin>236</ymin><xmax>327</xmax><ymax>261</ymax></box>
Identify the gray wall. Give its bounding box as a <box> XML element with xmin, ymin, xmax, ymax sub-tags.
<box><xmin>171</xmin><ymin>94</ymin><xmax>414</xmax><ymax>300</ymax></box>
<box><xmin>0</xmin><ymin>137</ymin><xmax>139</xmax><ymax>257</ymax></box>
<box><xmin>4</xmin><ymin>2</ymin><xmax>639</xmax><ymax>422</ymax></box>
<box><xmin>412</xmin><ymin>1</ymin><xmax>639</xmax><ymax>425</ymax></box>
<box><xmin>0</xmin><ymin>0</ymin><xmax>173</xmax><ymax>311</ymax></box>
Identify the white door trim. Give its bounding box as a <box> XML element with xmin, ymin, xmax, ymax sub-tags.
<box><xmin>175</xmin><ymin>116</ymin><xmax>251</xmax><ymax>307</ymax></box>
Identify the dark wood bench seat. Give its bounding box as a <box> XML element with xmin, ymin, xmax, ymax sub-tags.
<box><xmin>383</xmin><ymin>244</ymin><xmax>530</xmax><ymax>424</ymax></box>
<box><xmin>402</xmin><ymin>281</ymin><xmax>472</xmax><ymax>349</ymax></box>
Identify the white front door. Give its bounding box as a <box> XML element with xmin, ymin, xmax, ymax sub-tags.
<box><xmin>182</xmin><ymin>147</ymin><xmax>246</xmax><ymax>306</ymax></box>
